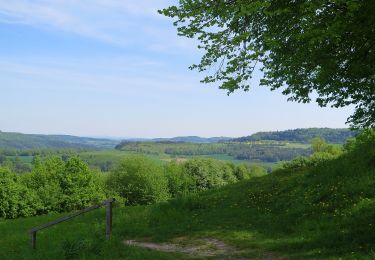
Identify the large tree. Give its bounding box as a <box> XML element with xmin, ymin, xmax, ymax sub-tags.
<box><xmin>159</xmin><ymin>0</ymin><xmax>375</xmax><ymax>128</ymax></box>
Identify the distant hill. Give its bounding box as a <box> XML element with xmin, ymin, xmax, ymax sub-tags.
<box><xmin>232</xmin><ymin>128</ymin><xmax>357</xmax><ymax>144</ymax></box>
<box><xmin>151</xmin><ymin>136</ymin><xmax>231</xmax><ymax>143</ymax></box>
<box><xmin>119</xmin><ymin>136</ymin><xmax>231</xmax><ymax>144</ymax></box>
<box><xmin>0</xmin><ymin>131</ymin><xmax>118</xmax><ymax>149</ymax></box>
<box><xmin>0</xmin><ymin>128</ymin><xmax>357</xmax><ymax>150</ymax></box>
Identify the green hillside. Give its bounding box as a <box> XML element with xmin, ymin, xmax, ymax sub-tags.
<box><xmin>152</xmin><ymin>136</ymin><xmax>231</xmax><ymax>143</ymax></box>
<box><xmin>1</xmin><ymin>130</ymin><xmax>374</xmax><ymax>259</ymax></box>
<box><xmin>115</xmin><ymin>141</ymin><xmax>311</xmax><ymax>164</ymax></box>
<box><xmin>233</xmin><ymin>128</ymin><xmax>357</xmax><ymax>143</ymax></box>
<box><xmin>0</xmin><ymin>131</ymin><xmax>118</xmax><ymax>149</ymax></box>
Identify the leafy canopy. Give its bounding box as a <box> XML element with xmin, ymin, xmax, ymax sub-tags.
<box><xmin>159</xmin><ymin>0</ymin><xmax>375</xmax><ymax>128</ymax></box>
<box><xmin>106</xmin><ymin>155</ymin><xmax>170</xmax><ymax>205</ymax></box>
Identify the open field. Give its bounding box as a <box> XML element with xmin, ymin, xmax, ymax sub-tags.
<box><xmin>3</xmin><ymin>145</ymin><xmax>292</xmax><ymax>173</ymax></box>
<box><xmin>5</xmin><ymin>156</ymin><xmax>33</xmax><ymax>164</ymax></box>
<box><xmin>78</xmin><ymin>149</ymin><xmax>286</xmax><ymax>171</ymax></box>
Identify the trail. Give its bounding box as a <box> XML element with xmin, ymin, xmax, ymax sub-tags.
<box><xmin>124</xmin><ymin>237</ymin><xmax>286</xmax><ymax>259</ymax></box>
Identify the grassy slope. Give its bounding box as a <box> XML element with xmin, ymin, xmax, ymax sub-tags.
<box><xmin>1</xmin><ymin>140</ymin><xmax>374</xmax><ymax>259</ymax></box>
<box><xmin>0</xmin><ymin>209</ymin><xmax>184</xmax><ymax>260</ymax></box>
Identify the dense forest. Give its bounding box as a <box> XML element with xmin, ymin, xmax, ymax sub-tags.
<box><xmin>232</xmin><ymin>128</ymin><xmax>357</xmax><ymax>143</ymax></box>
<box><xmin>0</xmin><ymin>131</ymin><xmax>117</xmax><ymax>149</ymax></box>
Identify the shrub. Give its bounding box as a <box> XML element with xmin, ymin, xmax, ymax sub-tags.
<box><xmin>164</xmin><ymin>160</ymin><xmax>195</xmax><ymax>197</ymax></box>
<box><xmin>234</xmin><ymin>164</ymin><xmax>267</xmax><ymax>180</ymax></box>
<box><xmin>23</xmin><ymin>156</ymin><xmax>64</xmax><ymax>214</ymax></box>
<box><xmin>182</xmin><ymin>158</ymin><xmax>235</xmax><ymax>191</ymax></box>
<box><xmin>0</xmin><ymin>167</ymin><xmax>39</xmax><ymax>218</ymax></box>
<box><xmin>58</xmin><ymin>157</ymin><xmax>106</xmax><ymax>211</ymax></box>
<box><xmin>220</xmin><ymin>162</ymin><xmax>238</xmax><ymax>184</ymax></box>
<box><xmin>1</xmin><ymin>156</ymin><xmax>107</xmax><ymax>218</ymax></box>
<box><xmin>107</xmin><ymin>156</ymin><xmax>170</xmax><ymax>205</ymax></box>
<box><xmin>23</xmin><ymin>156</ymin><xmax>106</xmax><ymax>214</ymax></box>
<box><xmin>344</xmin><ymin>129</ymin><xmax>375</xmax><ymax>152</ymax></box>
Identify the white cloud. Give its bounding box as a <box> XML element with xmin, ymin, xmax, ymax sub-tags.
<box><xmin>93</xmin><ymin>0</ymin><xmax>171</xmax><ymax>17</ymax></box>
<box><xmin>0</xmin><ymin>57</ymin><xmax>199</xmax><ymax>96</ymax></box>
<box><xmin>0</xmin><ymin>0</ymin><xmax>190</xmax><ymax>51</ymax></box>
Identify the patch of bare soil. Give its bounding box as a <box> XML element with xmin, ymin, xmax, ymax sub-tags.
<box><xmin>124</xmin><ymin>237</ymin><xmax>286</xmax><ymax>259</ymax></box>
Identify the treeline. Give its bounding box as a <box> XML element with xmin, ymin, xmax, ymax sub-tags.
<box><xmin>116</xmin><ymin>142</ymin><xmax>311</xmax><ymax>162</ymax></box>
<box><xmin>228</xmin><ymin>144</ymin><xmax>310</xmax><ymax>161</ymax></box>
<box><xmin>0</xmin><ymin>148</ymin><xmax>94</xmax><ymax>173</ymax></box>
<box><xmin>0</xmin><ymin>156</ymin><xmax>266</xmax><ymax>219</ymax></box>
<box><xmin>165</xmin><ymin>143</ymin><xmax>227</xmax><ymax>155</ymax></box>
<box><xmin>232</xmin><ymin>128</ymin><xmax>357</xmax><ymax>144</ymax></box>
<box><xmin>0</xmin><ymin>131</ymin><xmax>117</xmax><ymax>149</ymax></box>
<box><xmin>0</xmin><ymin>156</ymin><xmax>32</xmax><ymax>173</ymax></box>
<box><xmin>166</xmin><ymin>143</ymin><xmax>311</xmax><ymax>162</ymax></box>
<box><xmin>0</xmin><ymin>148</ymin><xmax>122</xmax><ymax>173</ymax></box>
<box><xmin>0</xmin><ymin>147</ymin><xmax>91</xmax><ymax>157</ymax></box>
<box><xmin>282</xmin><ymin>137</ymin><xmax>345</xmax><ymax>170</ymax></box>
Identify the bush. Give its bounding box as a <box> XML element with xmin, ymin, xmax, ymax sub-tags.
<box><xmin>282</xmin><ymin>131</ymin><xmax>373</xmax><ymax>172</ymax></box>
<box><xmin>282</xmin><ymin>152</ymin><xmax>339</xmax><ymax>171</ymax></box>
<box><xmin>344</xmin><ymin>129</ymin><xmax>375</xmax><ymax>152</ymax></box>
<box><xmin>0</xmin><ymin>167</ymin><xmax>39</xmax><ymax>218</ymax></box>
<box><xmin>58</xmin><ymin>157</ymin><xmax>106</xmax><ymax>211</ymax></box>
<box><xmin>24</xmin><ymin>156</ymin><xmax>64</xmax><ymax>214</ymax></box>
<box><xmin>107</xmin><ymin>156</ymin><xmax>170</xmax><ymax>205</ymax></box>
<box><xmin>181</xmin><ymin>158</ymin><xmax>236</xmax><ymax>191</ymax></box>
<box><xmin>164</xmin><ymin>160</ymin><xmax>195</xmax><ymax>197</ymax></box>
<box><xmin>234</xmin><ymin>164</ymin><xmax>267</xmax><ymax>180</ymax></box>
<box><xmin>22</xmin><ymin>156</ymin><xmax>106</xmax><ymax>215</ymax></box>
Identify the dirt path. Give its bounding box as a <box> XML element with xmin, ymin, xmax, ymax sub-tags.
<box><xmin>125</xmin><ymin>237</ymin><xmax>236</xmax><ymax>258</ymax></box>
<box><xmin>124</xmin><ymin>237</ymin><xmax>286</xmax><ymax>259</ymax></box>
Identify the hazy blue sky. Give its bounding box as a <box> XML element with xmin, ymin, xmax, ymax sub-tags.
<box><xmin>0</xmin><ymin>0</ymin><xmax>353</xmax><ymax>138</ymax></box>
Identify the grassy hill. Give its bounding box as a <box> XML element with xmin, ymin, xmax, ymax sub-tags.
<box><xmin>0</xmin><ymin>131</ymin><xmax>118</xmax><ymax>149</ymax></box>
<box><xmin>233</xmin><ymin>128</ymin><xmax>357</xmax><ymax>144</ymax></box>
<box><xmin>1</xmin><ymin>131</ymin><xmax>374</xmax><ymax>259</ymax></box>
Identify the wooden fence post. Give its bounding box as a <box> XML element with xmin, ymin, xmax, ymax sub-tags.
<box><xmin>106</xmin><ymin>200</ymin><xmax>113</xmax><ymax>240</ymax></box>
<box><xmin>31</xmin><ymin>231</ymin><xmax>36</xmax><ymax>249</ymax></box>
<box><xmin>28</xmin><ymin>198</ymin><xmax>115</xmax><ymax>249</ymax></box>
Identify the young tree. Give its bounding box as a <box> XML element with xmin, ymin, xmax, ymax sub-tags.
<box><xmin>182</xmin><ymin>158</ymin><xmax>234</xmax><ymax>190</ymax></box>
<box><xmin>26</xmin><ymin>156</ymin><xmax>64</xmax><ymax>213</ymax></box>
<box><xmin>311</xmin><ymin>137</ymin><xmax>327</xmax><ymax>153</ymax></box>
<box><xmin>160</xmin><ymin>0</ymin><xmax>375</xmax><ymax>128</ymax></box>
<box><xmin>58</xmin><ymin>157</ymin><xmax>105</xmax><ymax>211</ymax></box>
<box><xmin>164</xmin><ymin>160</ymin><xmax>195</xmax><ymax>197</ymax></box>
<box><xmin>107</xmin><ymin>156</ymin><xmax>170</xmax><ymax>205</ymax></box>
<box><xmin>0</xmin><ymin>167</ymin><xmax>38</xmax><ymax>218</ymax></box>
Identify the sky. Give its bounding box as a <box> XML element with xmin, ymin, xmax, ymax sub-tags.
<box><xmin>0</xmin><ymin>0</ymin><xmax>354</xmax><ymax>138</ymax></box>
